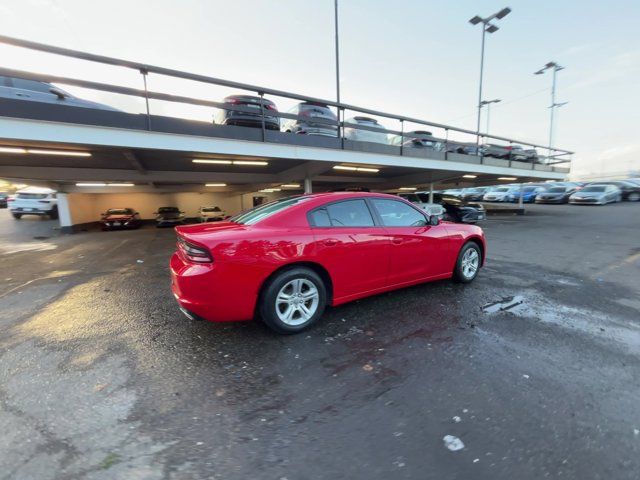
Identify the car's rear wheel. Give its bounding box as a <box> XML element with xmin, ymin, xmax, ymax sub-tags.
<box><xmin>49</xmin><ymin>207</ymin><xmax>59</xmax><ymax>220</ymax></box>
<box><xmin>259</xmin><ymin>267</ymin><xmax>327</xmax><ymax>334</ymax></box>
<box><xmin>12</xmin><ymin>213</ymin><xmax>22</xmax><ymax>219</ymax></box>
<box><xmin>453</xmin><ymin>242</ymin><xmax>481</xmax><ymax>283</ymax></box>
<box><xmin>628</xmin><ymin>192</ymin><xmax>639</xmax><ymax>202</ymax></box>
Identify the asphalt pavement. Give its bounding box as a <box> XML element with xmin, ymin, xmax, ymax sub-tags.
<box><xmin>1</xmin><ymin>203</ymin><xmax>639</xmax><ymax>480</ymax></box>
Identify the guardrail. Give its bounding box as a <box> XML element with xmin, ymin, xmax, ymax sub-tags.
<box><xmin>0</xmin><ymin>34</ymin><xmax>573</xmax><ymax>170</ymax></box>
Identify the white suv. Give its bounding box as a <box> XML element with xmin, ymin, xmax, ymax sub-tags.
<box><xmin>10</xmin><ymin>187</ymin><xmax>58</xmax><ymax>219</ymax></box>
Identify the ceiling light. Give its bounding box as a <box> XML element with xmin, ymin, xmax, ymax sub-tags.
<box><xmin>108</xmin><ymin>183</ymin><xmax>134</xmax><ymax>187</ymax></box>
<box><xmin>399</xmin><ymin>187</ymin><xmax>417</xmax><ymax>191</ymax></box>
<box><xmin>281</xmin><ymin>184</ymin><xmax>301</xmax><ymax>188</ymax></box>
<box><xmin>333</xmin><ymin>166</ymin><xmax>380</xmax><ymax>173</ymax></box>
<box><xmin>205</xmin><ymin>183</ymin><xmax>227</xmax><ymax>187</ymax></box>
<box><xmin>0</xmin><ymin>146</ymin><xmax>27</xmax><ymax>154</ymax></box>
<box><xmin>28</xmin><ymin>149</ymin><xmax>91</xmax><ymax>157</ymax></box>
<box><xmin>498</xmin><ymin>177</ymin><xmax>517</xmax><ymax>181</ymax></box>
<box><xmin>259</xmin><ymin>188</ymin><xmax>281</xmax><ymax>193</ymax></box>
<box><xmin>76</xmin><ymin>182</ymin><xmax>106</xmax><ymax>187</ymax></box>
<box><xmin>193</xmin><ymin>159</ymin><xmax>232</xmax><ymax>165</ymax></box>
<box><xmin>463</xmin><ymin>174</ymin><xmax>478</xmax><ymax>179</ymax></box>
<box><xmin>234</xmin><ymin>160</ymin><xmax>268</xmax><ymax>166</ymax></box>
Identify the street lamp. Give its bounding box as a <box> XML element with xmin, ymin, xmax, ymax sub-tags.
<box><xmin>534</xmin><ymin>61</ymin><xmax>567</xmax><ymax>163</ymax></box>
<box><xmin>469</xmin><ymin>7</ymin><xmax>511</xmax><ymax>146</ymax></box>
<box><xmin>480</xmin><ymin>99</ymin><xmax>501</xmax><ymax>135</ymax></box>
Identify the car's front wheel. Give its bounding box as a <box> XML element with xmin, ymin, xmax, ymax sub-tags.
<box><xmin>453</xmin><ymin>242</ymin><xmax>482</xmax><ymax>283</ymax></box>
<box><xmin>259</xmin><ymin>267</ymin><xmax>327</xmax><ymax>334</ymax></box>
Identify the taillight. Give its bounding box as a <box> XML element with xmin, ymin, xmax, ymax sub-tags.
<box><xmin>177</xmin><ymin>238</ymin><xmax>213</xmax><ymax>263</ymax></box>
<box><xmin>264</xmin><ymin>103</ymin><xmax>277</xmax><ymax>111</ymax></box>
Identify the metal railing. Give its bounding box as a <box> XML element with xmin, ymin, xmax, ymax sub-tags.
<box><xmin>0</xmin><ymin>34</ymin><xmax>573</xmax><ymax>170</ymax></box>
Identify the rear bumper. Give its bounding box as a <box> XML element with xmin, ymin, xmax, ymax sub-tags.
<box><xmin>10</xmin><ymin>208</ymin><xmax>52</xmax><ymax>215</ymax></box>
<box><xmin>169</xmin><ymin>252</ymin><xmax>257</xmax><ymax>322</ymax></box>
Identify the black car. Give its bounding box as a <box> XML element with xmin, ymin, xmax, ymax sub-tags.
<box><xmin>535</xmin><ymin>185</ymin><xmax>577</xmax><ymax>204</ymax></box>
<box><xmin>100</xmin><ymin>208</ymin><xmax>141</xmax><ymax>230</ymax></box>
<box><xmin>155</xmin><ymin>206</ymin><xmax>185</xmax><ymax>227</ymax></box>
<box><xmin>593</xmin><ymin>181</ymin><xmax>640</xmax><ymax>202</ymax></box>
<box><xmin>0</xmin><ymin>192</ymin><xmax>7</xmax><ymax>208</ymax></box>
<box><xmin>281</xmin><ymin>102</ymin><xmax>338</xmax><ymax>137</ymax></box>
<box><xmin>214</xmin><ymin>94</ymin><xmax>280</xmax><ymax>130</ymax></box>
<box><xmin>460</xmin><ymin>187</ymin><xmax>492</xmax><ymax>201</ymax></box>
<box><xmin>433</xmin><ymin>193</ymin><xmax>486</xmax><ymax>224</ymax></box>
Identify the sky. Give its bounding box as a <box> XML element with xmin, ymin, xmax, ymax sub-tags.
<box><xmin>0</xmin><ymin>0</ymin><xmax>638</xmax><ymax>178</ymax></box>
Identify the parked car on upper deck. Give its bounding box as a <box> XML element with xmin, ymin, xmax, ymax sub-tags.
<box><xmin>389</xmin><ymin>131</ymin><xmax>443</xmax><ymax>150</ymax></box>
<box><xmin>281</xmin><ymin>102</ymin><xmax>338</xmax><ymax>137</ymax></box>
<box><xmin>214</xmin><ymin>94</ymin><xmax>280</xmax><ymax>130</ymax></box>
<box><xmin>569</xmin><ymin>185</ymin><xmax>622</xmax><ymax>205</ymax></box>
<box><xmin>170</xmin><ymin>192</ymin><xmax>486</xmax><ymax>334</ymax></box>
<box><xmin>343</xmin><ymin>116</ymin><xmax>389</xmax><ymax>144</ymax></box>
<box><xmin>9</xmin><ymin>187</ymin><xmax>58</xmax><ymax>219</ymax></box>
<box><xmin>0</xmin><ymin>75</ymin><xmax>119</xmax><ymax>111</ymax></box>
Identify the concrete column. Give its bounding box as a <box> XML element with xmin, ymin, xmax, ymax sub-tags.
<box><xmin>304</xmin><ymin>177</ymin><xmax>312</xmax><ymax>194</ymax></box>
<box><xmin>56</xmin><ymin>193</ymin><xmax>74</xmax><ymax>234</ymax></box>
<box><xmin>429</xmin><ymin>183</ymin><xmax>434</xmax><ymax>203</ymax></box>
<box><xmin>518</xmin><ymin>183</ymin><xmax>524</xmax><ymax>209</ymax></box>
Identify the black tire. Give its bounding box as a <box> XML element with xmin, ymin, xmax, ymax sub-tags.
<box><xmin>628</xmin><ymin>192</ymin><xmax>640</xmax><ymax>202</ymax></box>
<box><xmin>12</xmin><ymin>213</ymin><xmax>22</xmax><ymax>219</ymax></box>
<box><xmin>453</xmin><ymin>242</ymin><xmax>482</xmax><ymax>284</ymax></box>
<box><xmin>49</xmin><ymin>207</ymin><xmax>59</xmax><ymax>220</ymax></box>
<box><xmin>259</xmin><ymin>267</ymin><xmax>327</xmax><ymax>334</ymax></box>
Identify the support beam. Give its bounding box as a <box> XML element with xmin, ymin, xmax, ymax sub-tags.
<box><xmin>304</xmin><ymin>177</ymin><xmax>312</xmax><ymax>194</ymax></box>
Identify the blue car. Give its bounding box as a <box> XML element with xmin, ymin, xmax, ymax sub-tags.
<box><xmin>507</xmin><ymin>186</ymin><xmax>547</xmax><ymax>203</ymax></box>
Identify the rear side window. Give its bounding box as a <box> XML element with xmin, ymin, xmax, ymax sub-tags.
<box><xmin>370</xmin><ymin>199</ymin><xmax>427</xmax><ymax>227</ymax></box>
<box><xmin>232</xmin><ymin>196</ymin><xmax>310</xmax><ymax>225</ymax></box>
<box><xmin>309</xmin><ymin>199</ymin><xmax>375</xmax><ymax>227</ymax></box>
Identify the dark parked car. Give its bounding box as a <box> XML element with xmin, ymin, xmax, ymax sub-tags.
<box><xmin>0</xmin><ymin>75</ymin><xmax>119</xmax><ymax>111</ymax></box>
<box><xmin>0</xmin><ymin>192</ymin><xmax>7</xmax><ymax>208</ymax></box>
<box><xmin>593</xmin><ymin>181</ymin><xmax>640</xmax><ymax>202</ymax></box>
<box><xmin>432</xmin><ymin>193</ymin><xmax>486</xmax><ymax>224</ymax></box>
<box><xmin>535</xmin><ymin>185</ymin><xmax>577</xmax><ymax>204</ymax></box>
<box><xmin>100</xmin><ymin>208</ymin><xmax>141</xmax><ymax>230</ymax></box>
<box><xmin>155</xmin><ymin>206</ymin><xmax>185</xmax><ymax>227</ymax></box>
<box><xmin>214</xmin><ymin>94</ymin><xmax>280</xmax><ymax>130</ymax></box>
<box><xmin>281</xmin><ymin>102</ymin><xmax>337</xmax><ymax>137</ymax></box>
<box><xmin>460</xmin><ymin>187</ymin><xmax>492</xmax><ymax>201</ymax></box>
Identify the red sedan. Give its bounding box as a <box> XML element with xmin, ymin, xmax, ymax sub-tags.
<box><xmin>170</xmin><ymin>192</ymin><xmax>486</xmax><ymax>334</ymax></box>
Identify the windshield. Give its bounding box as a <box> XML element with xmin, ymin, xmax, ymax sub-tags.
<box><xmin>523</xmin><ymin>187</ymin><xmax>539</xmax><ymax>193</ymax></box>
<box><xmin>202</xmin><ymin>207</ymin><xmax>221</xmax><ymax>212</ymax></box>
<box><xmin>231</xmin><ymin>196</ymin><xmax>310</xmax><ymax>225</ymax></box>
<box><xmin>107</xmin><ymin>208</ymin><xmax>133</xmax><ymax>215</ymax></box>
<box><xmin>494</xmin><ymin>187</ymin><xmax>510</xmax><ymax>192</ymax></box>
<box><xmin>582</xmin><ymin>186</ymin><xmax>606</xmax><ymax>192</ymax></box>
<box><xmin>158</xmin><ymin>207</ymin><xmax>179</xmax><ymax>213</ymax></box>
<box><xmin>548</xmin><ymin>187</ymin><xmax>566</xmax><ymax>193</ymax></box>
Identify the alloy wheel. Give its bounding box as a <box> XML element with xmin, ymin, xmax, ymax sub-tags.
<box><xmin>275</xmin><ymin>278</ymin><xmax>320</xmax><ymax>326</ymax></box>
<box><xmin>461</xmin><ymin>248</ymin><xmax>479</xmax><ymax>280</ymax></box>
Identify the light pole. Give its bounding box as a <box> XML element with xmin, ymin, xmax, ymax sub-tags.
<box><xmin>534</xmin><ymin>61</ymin><xmax>567</xmax><ymax>163</ymax></box>
<box><xmin>469</xmin><ymin>7</ymin><xmax>511</xmax><ymax>146</ymax></box>
<box><xmin>334</xmin><ymin>0</ymin><xmax>340</xmax><ymax>105</ymax></box>
<box><xmin>480</xmin><ymin>99</ymin><xmax>501</xmax><ymax>135</ymax></box>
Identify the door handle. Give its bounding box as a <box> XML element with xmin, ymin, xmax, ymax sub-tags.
<box><xmin>392</xmin><ymin>237</ymin><xmax>403</xmax><ymax>245</ymax></box>
<box><xmin>324</xmin><ymin>238</ymin><xmax>338</xmax><ymax>246</ymax></box>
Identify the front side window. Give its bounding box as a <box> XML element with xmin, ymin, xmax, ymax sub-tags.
<box><xmin>371</xmin><ymin>199</ymin><xmax>427</xmax><ymax>227</ymax></box>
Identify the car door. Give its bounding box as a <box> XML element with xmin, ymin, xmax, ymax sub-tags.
<box><xmin>368</xmin><ymin>197</ymin><xmax>453</xmax><ymax>286</ymax></box>
<box><xmin>309</xmin><ymin>198</ymin><xmax>390</xmax><ymax>301</ymax></box>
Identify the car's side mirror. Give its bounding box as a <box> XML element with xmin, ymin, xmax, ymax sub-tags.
<box><xmin>429</xmin><ymin>216</ymin><xmax>440</xmax><ymax>226</ymax></box>
<box><xmin>49</xmin><ymin>87</ymin><xmax>68</xmax><ymax>100</ymax></box>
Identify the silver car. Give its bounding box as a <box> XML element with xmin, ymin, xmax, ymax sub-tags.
<box><xmin>343</xmin><ymin>116</ymin><xmax>388</xmax><ymax>144</ymax></box>
<box><xmin>281</xmin><ymin>102</ymin><xmax>338</xmax><ymax>137</ymax></box>
<box><xmin>0</xmin><ymin>75</ymin><xmax>118</xmax><ymax>110</ymax></box>
<box><xmin>569</xmin><ymin>184</ymin><xmax>622</xmax><ymax>205</ymax></box>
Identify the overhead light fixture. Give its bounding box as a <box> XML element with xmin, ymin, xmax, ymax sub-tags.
<box><xmin>463</xmin><ymin>174</ymin><xmax>478</xmax><ymax>179</ymax></box>
<box><xmin>193</xmin><ymin>159</ymin><xmax>232</xmax><ymax>165</ymax></box>
<box><xmin>205</xmin><ymin>183</ymin><xmax>227</xmax><ymax>187</ymax></box>
<box><xmin>28</xmin><ymin>149</ymin><xmax>91</xmax><ymax>157</ymax></box>
<box><xmin>399</xmin><ymin>187</ymin><xmax>417</xmax><ymax>191</ymax></box>
<box><xmin>0</xmin><ymin>146</ymin><xmax>27</xmax><ymax>154</ymax></box>
<box><xmin>192</xmin><ymin>159</ymin><xmax>268</xmax><ymax>166</ymax></box>
<box><xmin>333</xmin><ymin>166</ymin><xmax>380</xmax><ymax>173</ymax></box>
<box><xmin>281</xmin><ymin>184</ymin><xmax>301</xmax><ymax>188</ymax></box>
<box><xmin>76</xmin><ymin>182</ymin><xmax>134</xmax><ymax>187</ymax></box>
<box><xmin>498</xmin><ymin>177</ymin><xmax>517</xmax><ymax>181</ymax></box>
<box><xmin>234</xmin><ymin>160</ymin><xmax>268</xmax><ymax>166</ymax></box>
<box><xmin>259</xmin><ymin>188</ymin><xmax>281</xmax><ymax>193</ymax></box>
